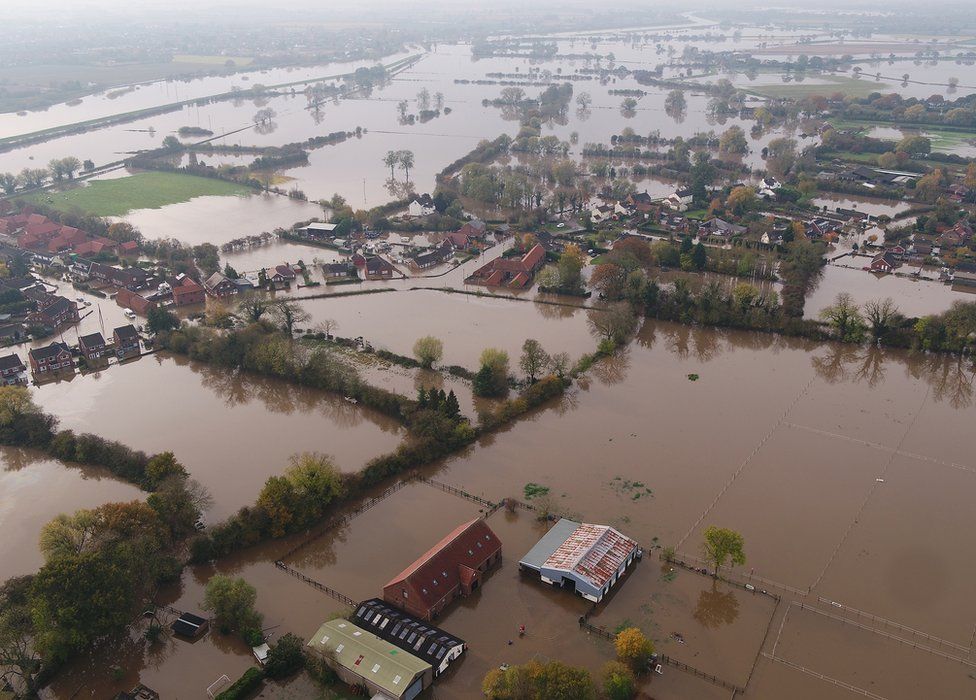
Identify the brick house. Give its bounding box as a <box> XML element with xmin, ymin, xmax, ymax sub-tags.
<box><xmin>113</xmin><ymin>325</ymin><xmax>140</xmax><ymax>359</ymax></box>
<box><xmin>383</xmin><ymin>519</ymin><xmax>502</xmax><ymax>621</ymax></box>
<box><xmin>78</xmin><ymin>332</ymin><xmax>107</xmax><ymax>361</ymax></box>
<box><xmin>28</xmin><ymin>342</ymin><xmax>73</xmax><ymax>376</ymax></box>
<box><xmin>0</xmin><ymin>353</ymin><xmax>27</xmax><ymax>385</ymax></box>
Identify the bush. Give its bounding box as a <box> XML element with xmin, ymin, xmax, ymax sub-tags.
<box><xmin>264</xmin><ymin>633</ymin><xmax>306</xmax><ymax>679</ymax></box>
<box><xmin>215</xmin><ymin>668</ymin><xmax>265</xmax><ymax>700</ymax></box>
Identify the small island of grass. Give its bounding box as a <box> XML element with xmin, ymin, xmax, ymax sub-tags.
<box><xmin>17</xmin><ymin>171</ymin><xmax>253</xmax><ymax>216</ymax></box>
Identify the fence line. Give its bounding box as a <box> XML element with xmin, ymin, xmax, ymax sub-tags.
<box><xmin>669</xmin><ymin>552</ymin><xmax>800</xmax><ymax>598</ymax></box>
<box><xmin>814</xmin><ymin>597</ymin><xmax>969</xmax><ymax>653</ymax></box>
<box><xmin>274</xmin><ymin>560</ymin><xmax>357</xmax><ymax>608</ymax></box>
<box><xmin>677</xmin><ymin>375</ymin><xmax>817</xmax><ymax>548</ymax></box>
<box><xmin>794</xmin><ymin>602</ymin><xmax>976</xmax><ymax>668</ymax></box>
<box><xmin>658</xmin><ymin>654</ymin><xmax>745</xmax><ymax>694</ymax></box>
<box><xmin>415</xmin><ymin>476</ymin><xmax>497</xmax><ymax>510</ymax></box>
<box><xmin>279</xmin><ymin>480</ymin><xmax>408</xmax><ymax>561</ymax></box>
<box><xmin>746</xmin><ymin>596</ymin><xmax>783</xmax><ymax>689</ymax></box>
<box><xmin>762</xmin><ymin>653</ymin><xmax>888</xmax><ymax>699</ymax></box>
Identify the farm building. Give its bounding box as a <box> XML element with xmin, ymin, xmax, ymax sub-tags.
<box><xmin>307</xmin><ymin>619</ymin><xmax>432</xmax><ymax>700</ymax></box>
<box><xmin>384</xmin><ymin>519</ymin><xmax>502</xmax><ymax>621</ymax></box>
<box><xmin>353</xmin><ymin>598</ymin><xmax>465</xmax><ymax>677</ymax></box>
<box><xmin>518</xmin><ymin>519</ymin><xmax>640</xmax><ymax>603</ymax></box>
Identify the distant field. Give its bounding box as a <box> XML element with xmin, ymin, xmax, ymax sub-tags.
<box><xmin>17</xmin><ymin>172</ymin><xmax>251</xmax><ymax>216</ymax></box>
<box><xmin>172</xmin><ymin>54</ymin><xmax>254</xmax><ymax>66</ymax></box>
<box><xmin>747</xmin><ymin>76</ymin><xmax>888</xmax><ymax>99</ymax></box>
<box><xmin>828</xmin><ymin>117</ymin><xmax>976</xmax><ymax>153</ymax></box>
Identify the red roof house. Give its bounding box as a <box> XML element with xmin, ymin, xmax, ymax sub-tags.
<box><xmin>383</xmin><ymin>519</ymin><xmax>502</xmax><ymax>621</ymax></box>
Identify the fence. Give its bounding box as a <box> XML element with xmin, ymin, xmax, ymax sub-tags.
<box><xmin>275</xmin><ymin>560</ymin><xmax>357</xmax><ymax>608</ymax></box>
<box><xmin>762</xmin><ymin>653</ymin><xmax>887</xmax><ymax>699</ymax></box>
<box><xmin>279</xmin><ymin>479</ymin><xmax>408</xmax><ymax>561</ymax></box>
<box><xmin>415</xmin><ymin>475</ymin><xmax>497</xmax><ymax>510</ymax></box>
<box><xmin>658</xmin><ymin>654</ymin><xmax>745</xmax><ymax>694</ymax></box>
<box><xmin>665</xmin><ymin>554</ymin><xmax>787</xmax><ymax>601</ymax></box>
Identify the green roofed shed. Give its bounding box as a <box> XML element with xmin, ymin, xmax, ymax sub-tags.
<box><xmin>307</xmin><ymin>619</ymin><xmax>432</xmax><ymax>700</ymax></box>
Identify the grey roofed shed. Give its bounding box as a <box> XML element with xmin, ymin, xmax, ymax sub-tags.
<box><xmin>518</xmin><ymin>518</ymin><xmax>581</xmax><ymax>570</ymax></box>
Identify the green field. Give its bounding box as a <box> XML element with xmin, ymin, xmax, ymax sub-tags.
<box><xmin>747</xmin><ymin>76</ymin><xmax>889</xmax><ymax>99</ymax></box>
<box><xmin>172</xmin><ymin>54</ymin><xmax>254</xmax><ymax>66</ymax></box>
<box><xmin>18</xmin><ymin>172</ymin><xmax>252</xmax><ymax>216</ymax></box>
<box><xmin>828</xmin><ymin>117</ymin><xmax>976</xmax><ymax>153</ymax></box>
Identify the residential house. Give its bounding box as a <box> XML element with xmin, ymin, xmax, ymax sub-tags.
<box><xmin>78</xmin><ymin>332</ymin><xmax>107</xmax><ymax>361</ymax></box>
<box><xmin>357</xmin><ymin>255</ymin><xmax>397</xmax><ymax>280</ymax></box>
<box><xmin>466</xmin><ymin>244</ymin><xmax>546</xmax><ymax>289</ymax></box>
<box><xmin>666</xmin><ymin>187</ymin><xmax>694</xmax><ymax>212</ymax></box>
<box><xmin>407</xmin><ymin>193</ymin><xmax>436</xmax><ymax>218</ymax></box>
<box><xmin>204</xmin><ymin>272</ymin><xmax>239</xmax><ymax>299</ymax></box>
<box><xmin>28</xmin><ymin>295</ymin><xmax>79</xmax><ymax>329</ymax></box>
<box><xmin>172</xmin><ymin>277</ymin><xmax>205</xmax><ymax>306</ymax></box>
<box><xmin>266</xmin><ymin>264</ymin><xmax>298</xmax><ymax>289</ymax></box>
<box><xmin>323</xmin><ymin>262</ymin><xmax>355</xmax><ymax>281</ymax></box>
<box><xmin>0</xmin><ymin>353</ymin><xmax>27</xmax><ymax>385</ymax></box>
<box><xmin>518</xmin><ymin>518</ymin><xmax>640</xmax><ymax>603</ymax></box>
<box><xmin>870</xmin><ymin>252</ymin><xmax>899</xmax><ymax>273</ymax></box>
<box><xmin>89</xmin><ymin>263</ymin><xmax>151</xmax><ymax>290</ymax></box>
<box><xmin>115</xmin><ymin>288</ymin><xmax>156</xmax><ymax>316</ymax></box>
<box><xmin>758</xmin><ymin>176</ymin><xmax>781</xmax><ymax>199</ymax></box>
<box><xmin>384</xmin><ymin>519</ymin><xmax>502</xmax><ymax>621</ymax></box>
<box><xmin>28</xmin><ymin>342</ymin><xmax>73</xmax><ymax>376</ymax></box>
<box><xmin>307</xmin><ymin>620</ymin><xmax>432</xmax><ymax>700</ymax></box>
<box><xmin>113</xmin><ymin>325</ymin><xmax>140</xmax><ymax>359</ymax></box>
<box><xmin>410</xmin><ymin>242</ymin><xmax>454</xmax><ymax>270</ymax></box>
<box><xmin>700</xmin><ymin>218</ymin><xmax>746</xmax><ymax>239</ymax></box>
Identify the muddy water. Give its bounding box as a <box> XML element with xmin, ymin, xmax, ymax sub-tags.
<box><xmin>0</xmin><ymin>447</ymin><xmax>144</xmax><ymax>577</ymax></box>
<box><xmin>29</xmin><ymin>353</ymin><xmax>404</xmax><ymax>519</ymax></box>
<box><xmin>805</xmin><ymin>263</ymin><xmax>960</xmax><ymax>318</ymax></box>
<box><xmin>301</xmin><ymin>288</ymin><xmax>597</xmax><ymax>370</ymax></box>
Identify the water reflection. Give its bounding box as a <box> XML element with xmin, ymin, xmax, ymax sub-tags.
<box><xmin>692</xmin><ymin>581</ymin><xmax>740</xmax><ymax>629</ymax></box>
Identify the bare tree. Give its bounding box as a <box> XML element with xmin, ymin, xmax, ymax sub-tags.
<box><xmin>271</xmin><ymin>300</ymin><xmax>310</xmax><ymax>335</ymax></box>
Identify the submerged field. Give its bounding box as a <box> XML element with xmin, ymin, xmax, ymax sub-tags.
<box><xmin>17</xmin><ymin>171</ymin><xmax>252</xmax><ymax>216</ymax></box>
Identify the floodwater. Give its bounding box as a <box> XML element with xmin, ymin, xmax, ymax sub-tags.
<box><xmin>806</xmin><ymin>263</ymin><xmax>960</xmax><ymax>318</ymax></box>
<box><xmin>0</xmin><ymin>447</ymin><xmax>144</xmax><ymax>577</ymax></box>
<box><xmin>17</xmin><ymin>312</ymin><xmax>976</xmax><ymax>700</ymax></box>
<box><xmin>29</xmin><ymin>352</ymin><xmax>404</xmax><ymax>520</ymax></box>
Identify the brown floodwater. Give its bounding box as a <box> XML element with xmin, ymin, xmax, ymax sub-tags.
<box><xmin>29</xmin><ymin>352</ymin><xmax>404</xmax><ymax>520</ymax></box>
<box><xmin>24</xmin><ymin>310</ymin><xmax>976</xmax><ymax>700</ymax></box>
<box><xmin>0</xmin><ymin>447</ymin><xmax>144</xmax><ymax>577</ymax></box>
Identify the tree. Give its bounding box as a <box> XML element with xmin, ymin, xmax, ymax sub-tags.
<box><xmin>482</xmin><ymin>660</ymin><xmax>595</xmax><ymax>700</ymax></box>
<box><xmin>264</xmin><ymin>633</ymin><xmax>306</xmax><ymax>679</ymax></box>
<box><xmin>473</xmin><ymin>348</ymin><xmax>509</xmax><ymax>397</ymax></box>
<box><xmin>864</xmin><ymin>297</ymin><xmax>901</xmax><ymax>340</ymax></box>
<box><xmin>820</xmin><ymin>292</ymin><xmax>867</xmax><ymax>342</ymax></box>
<box><xmin>591</xmin><ymin>263</ymin><xmax>629</xmax><ymax>300</ymax></box>
<box><xmin>416</xmin><ymin>88</ymin><xmax>431</xmax><ymax>111</ymax></box>
<box><xmin>161</xmin><ymin>135</ymin><xmax>181</xmax><ymax>150</ymax></box>
<box><xmin>896</xmin><ymin>135</ymin><xmax>931</xmax><ymax>155</ymax></box>
<box><xmin>413</xmin><ymin>336</ymin><xmax>444</xmax><ymax>368</ymax></box>
<box><xmin>398</xmin><ymin>150</ymin><xmax>415</xmax><ymax>181</ymax></box>
<box><xmin>691</xmin><ymin>242</ymin><xmax>707</xmax><ymax>270</ymax></box>
<box><xmin>0</xmin><ymin>172</ymin><xmax>17</xmax><ymax>194</ymax></box>
<box><xmin>766</xmin><ymin>137</ymin><xmax>797</xmax><ymax>179</ymax></box>
<box><xmin>615</xmin><ymin>627</ymin><xmax>654</xmax><ymax>672</ymax></box>
<box><xmin>588</xmin><ymin>302</ymin><xmax>637</xmax><ymax>345</ymax></box>
<box><xmin>203</xmin><ymin>574</ymin><xmax>263</xmax><ymax>638</ymax></box>
<box><xmin>61</xmin><ymin>156</ymin><xmax>82</xmax><ymax>179</ymax></box>
<box><xmin>238</xmin><ymin>294</ymin><xmax>271</xmax><ymax>323</ymax></box>
<box><xmin>144</xmin><ymin>451</ymin><xmax>187</xmax><ymax>487</ymax></box>
<box><xmin>384</xmin><ymin>150</ymin><xmax>400</xmax><ymax>179</ymax></box>
<box><xmin>48</xmin><ymin>158</ymin><xmax>67</xmax><ymax>182</ymax></box>
<box><xmin>701</xmin><ymin>526</ymin><xmax>746</xmax><ymax>574</ymax></box>
<box><xmin>689</xmin><ymin>152</ymin><xmax>716</xmax><ymax>202</ymax></box>
<box><xmin>17</xmin><ymin>168</ymin><xmax>47</xmax><ymax>189</ymax></box>
<box><xmin>147</xmin><ymin>306</ymin><xmax>180</xmax><ymax>334</ymax></box>
<box><xmin>519</xmin><ymin>339</ymin><xmax>551</xmax><ymax>383</ymax></box>
<box><xmin>106</xmin><ymin>221</ymin><xmax>141</xmax><ymax>243</ymax></box>
<box><xmin>271</xmin><ymin>300</ymin><xmax>310</xmax><ymax>335</ymax></box>
<box><xmin>719</xmin><ymin>125</ymin><xmax>748</xmax><ymax>154</ymax></box>
<box><xmin>726</xmin><ymin>186</ymin><xmax>757</xmax><ymax>215</ymax></box>
<box><xmin>557</xmin><ymin>244</ymin><xmax>586</xmax><ymax>291</ymax></box>
<box><xmin>0</xmin><ymin>577</ymin><xmax>42</xmax><ymax>696</ymax></box>
<box><xmin>601</xmin><ymin>660</ymin><xmax>636</xmax><ymax>700</ymax></box>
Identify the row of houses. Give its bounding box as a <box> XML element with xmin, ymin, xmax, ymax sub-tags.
<box><xmin>0</xmin><ymin>324</ymin><xmax>140</xmax><ymax>383</ymax></box>
<box><xmin>465</xmin><ymin>243</ymin><xmax>546</xmax><ymax>289</ymax></box>
<box><xmin>0</xmin><ymin>211</ymin><xmax>139</xmax><ymax>258</ymax></box>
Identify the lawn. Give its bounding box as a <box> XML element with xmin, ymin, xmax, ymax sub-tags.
<box><xmin>18</xmin><ymin>172</ymin><xmax>252</xmax><ymax>216</ymax></box>
<box><xmin>746</xmin><ymin>76</ymin><xmax>888</xmax><ymax>99</ymax></box>
<box><xmin>827</xmin><ymin>117</ymin><xmax>976</xmax><ymax>153</ymax></box>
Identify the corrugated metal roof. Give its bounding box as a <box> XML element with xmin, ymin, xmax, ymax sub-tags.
<box><xmin>520</xmin><ymin>518</ymin><xmax>638</xmax><ymax>590</ymax></box>
<box><xmin>519</xmin><ymin>519</ymin><xmax>581</xmax><ymax>570</ymax></box>
<box><xmin>308</xmin><ymin>620</ymin><xmax>430</xmax><ymax>698</ymax></box>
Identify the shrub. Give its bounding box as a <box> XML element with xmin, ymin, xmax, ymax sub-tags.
<box><xmin>215</xmin><ymin>668</ymin><xmax>265</xmax><ymax>700</ymax></box>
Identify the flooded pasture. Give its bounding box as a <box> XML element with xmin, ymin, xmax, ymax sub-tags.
<box><xmin>29</xmin><ymin>353</ymin><xmax>404</xmax><ymax>519</ymax></box>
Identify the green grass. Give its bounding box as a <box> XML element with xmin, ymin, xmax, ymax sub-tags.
<box><xmin>18</xmin><ymin>172</ymin><xmax>252</xmax><ymax>216</ymax></box>
<box><xmin>746</xmin><ymin>76</ymin><xmax>886</xmax><ymax>99</ymax></box>
<box><xmin>828</xmin><ymin>117</ymin><xmax>976</xmax><ymax>153</ymax></box>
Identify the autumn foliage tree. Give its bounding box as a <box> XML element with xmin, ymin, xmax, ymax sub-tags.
<box><xmin>615</xmin><ymin>627</ymin><xmax>655</xmax><ymax>672</ymax></box>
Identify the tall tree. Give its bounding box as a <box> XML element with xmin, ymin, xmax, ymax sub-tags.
<box><xmin>519</xmin><ymin>339</ymin><xmax>551</xmax><ymax>383</ymax></box>
<box><xmin>701</xmin><ymin>525</ymin><xmax>746</xmax><ymax>574</ymax></box>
